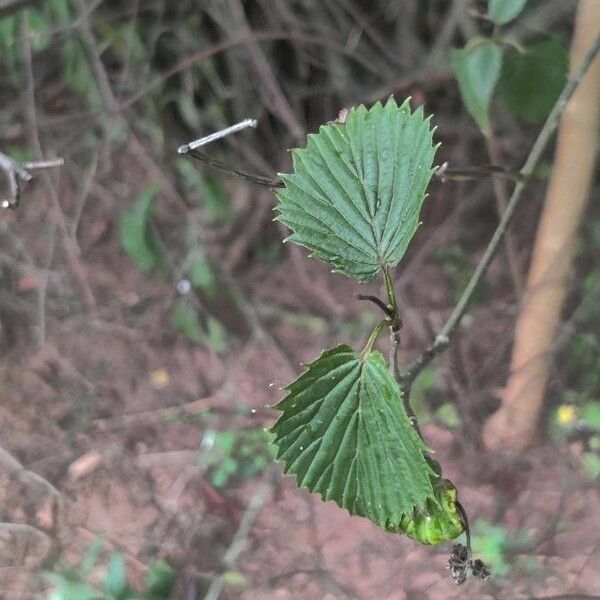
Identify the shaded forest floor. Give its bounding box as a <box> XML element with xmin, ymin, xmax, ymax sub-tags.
<box><xmin>1</xmin><ymin>157</ymin><xmax>599</xmax><ymax>599</ymax></box>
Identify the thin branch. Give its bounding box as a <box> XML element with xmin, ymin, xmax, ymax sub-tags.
<box><xmin>483</xmin><ymin>130</ymin><xmax>524</xmax><ymax>297</ymax></box>
<box><xmin>203</xmin><ymin>473</ymin><xmax>273</xmax><ymax>600</ymax></box>
<box><xmin>37</xmin><ymin>224</ymin><xmax>57</xmax><ymax>347</ymax></box>
<box><xmin>357</xmin><ymin>293</ymin><xmax>394</xmax><ymax>317</ymax></box>
<box><xmin>0</xmin><ymin>151</ymin><xmax>63</xmax><ymax>209</ymax></box>
<box><xmin>182</xmin><ymin>148</ymin><xmax>528</xmax><ymax>192</ymax></box>
<box><xmin>389</xmin><ymin>327</ymin><xmax>401</xmax><ymax>382</ymax></box>
<box><xmin>69</xmin><ymin>0</ymin><xmax>190</xmax><ymax>210</ymax></box>
<box><xmin>178</xmin><ymin>119</ymin><xmax>258</xmax><ymax>154</ymax></box>
<box><xmin>186</xmin><ymin>149</ymin><xmax>283</xmax><ymax>188</ymax></box>
<box><xmin>434</xmin><ymin>162</ymin><xmax>529</xmax><ymax>183</ymax></box>
<box><xmin>400</xmin><ymin>32</ymin><xmax>600</xmax><ymax>395</ymax></box>
<box><xmin>119</xmin><ymin>30</ymin><xmax>388</xmax><ymax>112</ymax></box>
<box><xmin>22</xmin><ymin>158</ymin><xmax>64</xmax><ymax>171</ymax></box>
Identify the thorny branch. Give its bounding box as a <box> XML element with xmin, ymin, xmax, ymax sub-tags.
<box><xmin>399</xmin><ymin>32</ymin><xmax>600</xmax><ymax>398</ymax></box>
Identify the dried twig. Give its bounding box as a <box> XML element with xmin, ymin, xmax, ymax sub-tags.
<box><xmin>178</xmin><ymin>119</ymin><xmax>258</xmax><ymax>154</ymax></box>
<box><xmin>0</xmin><ymin>151</ymin><xmax>63</xmax><ymax>209</ymax></box>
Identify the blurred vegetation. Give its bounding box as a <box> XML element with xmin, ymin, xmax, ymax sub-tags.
<box><xmin>198</xmin><ymin>427</ymin><xmax>276</xmax><ymax>488</ymax></box>
<box><xmin>0</xmin><ymin>0</ymin><xmax>574</xmax><ymax>352</ymax></box>
<box><xmin>471</xmin><ymin>519</ymin><xmax>533</xmax><ymax>579</ymax></box>
<box><xmin>548</xmin><ymin>214</ymin><xmax>600</xmax><ymax>480</ymax></box>
<box><xmin>47</xmin><ymin>543</ymin><xmax>176</xmax><ymax>600</ymax></box>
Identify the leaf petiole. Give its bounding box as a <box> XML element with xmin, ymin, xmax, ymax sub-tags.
<box><xmin>361</xmin><ymin>319</ymin><xmax>389</xmax><ymax>357</ymax></box>
<box><xmin>383</xmin><ymin>266</ymin><xmax>402</xmax><ymax>332</ymax></box>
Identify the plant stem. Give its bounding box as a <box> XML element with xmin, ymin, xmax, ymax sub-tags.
<box><xmin>357</xmin><ymin>293</ymin><xmax>394</xmax><ymax>316</ymax></box>
<box><xmin>455</xmin><ymin>500</ymin><xmax>472</xmax><ymax>558</ymax></box>
<box><xmin>361</xmin><ymin>319</ymin><xmax>389</xmax><ymax>357</ymax></box>
<box><xmin>483</xmin><ymin>129</ymin><xmax>524</xmax><ymax>297</ymax></box>
<box><xmin>382</xmin><ymin>266</ymin><xmax>413</xmax><ymax>416</ymax></box>
<box><xmin>383</xmin><ymin>265</ymin><xmax>397</xmax><ymax>313</ymax></box>
<box><xmin>186</xmin><ymin>148</ymin><xmax>283</xmax><ymax>188</ymax></box>
<box><xmin>401</xmin><ymin>31</ymin><xmax>600</xmax><ymax>395</ymax></box>
<box><xmin>435</xmin><ymin>163</ymin><xmax>529</xmax><ymax>182</ymax></box>
<box><xmin>383</xmin><ymin>265</ymin><xmax>403</xmax><ymax>332</ymax></box>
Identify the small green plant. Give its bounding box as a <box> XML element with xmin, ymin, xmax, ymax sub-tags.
<box><xmin>269</xmin><ymin>97</ymin><xmax>473</xmax><ymax>561</ymax></box>
<box><xmin>119</xmin><ymin>183</ymin><xmax>227</xmax><ymax>352</ymax></box>
<box><xmin>255</xmin><ymin>4</ymin><xmax>585</xmax><ymax>561</ymax></box>
<box><xmin>199</xmin><ymin>428</ymin><xmax>277</xmax><ymax>488</ymax></box>
<box><xmin>471</xmin><ymin>520</ymin><xmax>512</xmax><ymax>578</ymax></box>
<box><xmin>471</xmin><ymin>519</ymin><xmax>534</xmax><ymax>579</ymax></box>
<box><xmin>47</xmin><ymin>545</ymin><xmax>176</xmax><ymax>600</ymax></box>
<box><xmin>119</xmin><ymin>183</ymin><xmax>163</xmax><ymax>273</ymax></box>
<box><xmin>551</xmin><ymin>401</ymin><xmax>600</xmax><ymax>479</ymax></box>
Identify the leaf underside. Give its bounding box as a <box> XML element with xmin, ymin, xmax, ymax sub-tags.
<box><xmin>271</xmin><ymin>345</ymin><xmax>437</xmax><ymax>529</ymax></box>
<box><xmin>275</xmin><ymin>97</ymin><xmax>438</xmax><ymax>281</ymax></box>
<box><xmin>488</xmin><ymin>0</ymin><xmax>528</xmax><ymax>25</ymax></box>
<box><xmin>451</xmin><ymin>43</ymin><xmax>503</xmax><ymax>131</ymax></box>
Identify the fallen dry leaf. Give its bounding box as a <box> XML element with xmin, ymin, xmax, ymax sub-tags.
<box><xmin>68</xmin><ymin>451</ymin><xmax>104</xmax><ymax>481</ymax></box>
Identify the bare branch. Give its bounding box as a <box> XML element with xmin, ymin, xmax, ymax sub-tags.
<box><xmin>178</xmin><ymin>119</ymin><xmax>258</xmax><ymax>154</ymax></box>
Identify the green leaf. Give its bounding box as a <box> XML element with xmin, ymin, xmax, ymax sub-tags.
<box><xmin>184</xmin><ymin>246</ymin><xmax>215</xmax><ymax>294</ymax></box>
<box><xmin>275</xmin><ymin>97</ymin><xmax>437</xmax><ymax>281</ymax></box>
<box><xmin>398</xmin><ymin>478</ymin><xmax>464</xmax><ymax>545</ymax></box>
<box><xmin>171</xmin><ymin>297</ymin><xmax>204</xmax><ymax>345</ymax></box>
<box><xmin>79</xmin><ymin>539</ymin><xmax>104</xmax><ymax>576</ymax></box>
<box><xmin>222</xmin><ymin>570</ymin><xmax>248</xmax><ymax>587</ymax></box>
<box><xmin>499</xmin><ymin>38</ymin><xmax>568</xmax><ymax>123</ymax></box>
<box><xmin>451</xmin><ymin>42</ymin><xmax>503</xmax><ymax>130</ymax></box>
<box><xmin>206</xmin><ymin>315</ymin><xmax>228</xmax><ymax>353</ymax></box>
<box><xmin>119</xmin><ymin>182</ymin><xmax>162</xmax><ymax>272</ymax></box>
<box><xmin>47</xmin><ymin>580</ymin><xmax>99</xmax><ymax>600</ymax></box>
<box><xmin>0</xmin><ymin>16</ymin><xmax>21</xmax><ymax>86</ymax></box>
<box><xmin>582</xmin><ymin>402</ymin><xmax>600</xmax><ymax>429</ymax></box>
<box><xmin>271</xmin><ymin>345</ymin><xmax>437</xmax><ymax>529</ymax></box>
<box><xmin>488</xmin><ymin>0</ymin><xmax>528</xmax><ymax>25</ymax></box>
<box><xmin>104</xmin><ymin>552</ymin><xmax>127</xmax><ymax>598</ymax></box>
<box><xmin>582</xmin><ymin>452</ymin><xmax>600</xmax><ymax>479</ymax></box>
<box><xmin>28</xmin><ymin>8</ymin><xmax>52</xmax><ymax>52</ymax></box>
<box><xmin>145</xmin><ymin>560</ymin><xmax>176</xmax><ymax>596</ymax></box>
<box><xmin>50</xmin><ymin>0</ymin><xmax>71</xmax><ymax>21</ymax></box>
<box><xmin>435</xmin><ymin>402</ymin><xmax>461</xmax><ymax>429</ymax></box>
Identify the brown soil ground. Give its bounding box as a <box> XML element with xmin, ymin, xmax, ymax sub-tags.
<box><xmin>1</xmin><ymin>166</ymin><xmax>599</xmax><ymax>600</ymax></box>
